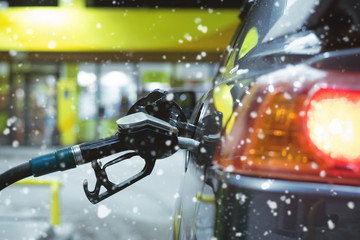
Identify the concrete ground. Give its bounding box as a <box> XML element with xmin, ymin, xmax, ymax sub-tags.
<box><xmin>0</xmin><ymin>146</ymin><xmax>185</xmax><ymax>240</ymax></box>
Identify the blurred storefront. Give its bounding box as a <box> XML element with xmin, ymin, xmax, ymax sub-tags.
<box><xmin>0</xmin><ymin>0</ymin><xmax>241</xmax><ymax>147</ymax></box>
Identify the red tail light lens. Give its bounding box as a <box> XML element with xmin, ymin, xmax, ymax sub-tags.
<box><xmin>214</xmin><ymin>67</ymin><xmax>360</xmax><ymax>185</ymax></box>
<box><xmin>305</xmin><ymin>88</ymin><xmax>360</xmax><ymax>169</ymax></box>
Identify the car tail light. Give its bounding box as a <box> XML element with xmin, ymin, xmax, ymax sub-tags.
<box><xmin>213</xmin><ymin>66</ymin><xmax>360</xmax><ymax>185</ymax></box>
<box><xmin>305</xmin><ymin>88</ymin><xmax>360</xmax><ymax>169</ymax></box>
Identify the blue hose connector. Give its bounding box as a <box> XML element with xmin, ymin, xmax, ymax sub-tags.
<box><xmin>30</xmin><ymin>147</ymin><xmax>76</xmax><ymax>177</ymax></box>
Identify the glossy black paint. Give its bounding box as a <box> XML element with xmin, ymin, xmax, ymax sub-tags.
<box><xmin>209</xmin><ymin>169</ymin><xmax>360</xmax><ymax>240</ymax></box>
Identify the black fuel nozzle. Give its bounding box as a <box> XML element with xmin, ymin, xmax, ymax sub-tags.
<box><xmin>83</xmin><ymin>112</ymin><xmax>181</xmax><ymax>204</ymax></box>
<box><xmin>81</xmin><ymin>87</ymin><xmax>206</xmax><ymax>204</ymax></box>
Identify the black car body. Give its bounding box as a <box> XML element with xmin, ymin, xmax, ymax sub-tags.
<box><xmin>172</xmin><ymin>0</ymin><xmax>360</xmax><ymax>239</ymax></box>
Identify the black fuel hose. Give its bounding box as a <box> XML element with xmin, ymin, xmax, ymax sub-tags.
<box><xmin>0</xmin><ymin>133</ymin><xmax>127</xmax><ymax>191</ymax></box>
<box><xmin>0</xmin><ymin>162</ymin><xmax>33</xmax><ymax>191</ymax></box>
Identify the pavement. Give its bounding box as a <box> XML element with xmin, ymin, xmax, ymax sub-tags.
<box><xmin>0</xmin><ymin>146</ymin><xmax>185</xmax><ymax>240</ymax></box>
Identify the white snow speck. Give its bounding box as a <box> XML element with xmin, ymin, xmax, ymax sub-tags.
<box><xmin>257</xmin><ymin>132</ymin><xmax>265</xmax><ymax>139</ymax></box>
<box><xmin>173</xmin><ymin>192</ymin><xmax>180</xmax><ymax>199</ymax></box>
<box><xmin>9</xmin><ymin>50</ymin><xmax>17</xmax><ymax>56</ymax></box>
<box><xmin>7</xmin><ymin>116</ymin><xmax>17</xmax><ymax>126</ymax></box>
<box><xmin>197</xmin><ymin>24</ymin><xmax>208</xmax><ymax>33</ymax></box>
<box><xmin>250</xmin><ymin>111</ymin><xmax>258</xmax><ymax>118</ymax></box>
<box><xmin>283</xmin><ymin>92</ymin><xmax>292</xmax><ymax>100</ymax></box>
<box><xmin>266</xmin><ymin>107</ymin><xmax>272</xmax><ymax>115</ymax></box>
<box><xmin>267</xmin><ymin>200</ymin><xmax>277</xmax><ymax>210</ymax></box>
<box><xmin>236</xmin><ymin>69</ymin><xmax>249</xmax><ymax>75</ymax></box>
<box><xmin>311</xmin><ymin>162</ymin><xmax>318</xmax><ymax>169</ymax></box>
<box><xmin>268</xmin><ymin>85</ymin><xmax>275</xmax><ymax>93</ymax></box>
<box><xmin>327</xmin><ymin>219</ymin><xmax>335</xmax><ymax>230</ymax></box>
<box><xmin>48</xmin><ymin>40</ymin><xmax>56</xmax><ymax>49</ymax></box>
<box><xmin>132</xmin><ymin>206</ymin><xmax>139</xmax><ymax>214</ymax></box>
<box><xmin>184</xmin><ymin>33</ymin><xmax>192</xmax><ymax>41</ymax></box>
<box><xmin>156</xmin><ymin>169</ymin><xmax>164</xmax><ymax>176</ymax></box>
<box><xmin>97</xmin><ymin>204</ymin><xmax>112</xmax><ymax>219</ymax></box>
<box><xmin>235</xmin><ymin>193</ymin><xmax>247</xmax><ymax>204</ymax></box>
<box><xmin>3</xmin><ymin>128</ymin><xmax>10</xmax><ymax>135</ymax></box>
<box><xmin>347</xmin><ymin>201</ymin><xmax>355</xmax><ymax>209</ymax></box>
<box><xmin>22</xmin><ymin>187</ymin><xmax>29</xmax><ymax>194</ymax></box>
<box><xmin>343</xmin><ymin>36</ymin><xmax>350</xmax><ymax>42</ymax></box>
<box><xmin>261</xmin><ymin>181</ymin><xmax>271</xmax><ymax>190</ymax></box>
<box><xmin>224</xmin><ymin>165</ymin><xmax>235</xmax><ymax>172</ymax></box>
<box><xmin>166</xmin><ymin>93</ymin><xmax>174</xmax><ymax>101</ymax></box>
<box><xmin>12</xmin><ymin>140</ymin><xmax>19</xmax><ymax>148</ymax></box>
<box><xmin>194</xmin><ymin>17</ymin><xmax>202</xmax><ymax>24</ymax></box>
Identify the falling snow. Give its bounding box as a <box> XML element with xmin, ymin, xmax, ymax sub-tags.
<box><xmin>156</xmin><ymin>169</ymin><xmax>164</xmax><ymax>176</ymax></box>
<box><xmin>3</xmin><ymin>128</ymin><xmax>10</xmax><ymax>135</ymax></box>
<box><xmin>267</xmin><ymin>200</ymin><xmax>278</xmax><ymax>216</ymax></box>
<box><xmin>250</xmin><ymin>111</ymin><xmax>258</xmax><ymax>118</ymax></box>
<box><xmin>262</xmin><ymin>182</ymin><xmax>270</xmax><ymax>190</ymax></box>
<box><xmin>257</xmin><ymin>132</ymin><xmax>265</xmax><ymax>139</ymax></box>
<box><xmin>224</xmin><ymin>165</ymin><xmax>235</xmax><ymax>172</ymax></box>
<box><xmin>7</xmin><ymin>116</ymin><xmax>17</xmax><ymax>126</ymax></box>
<box><xmin>197</xmin><ymin>24</ymin><xmax>208</xmax><ymax>33</ymax></box>
<box><xmin>347</xmin><ymin>201</ymin><xmax>355</xmax><ymax>209</ymax></box>
<box><xmin>12</xmin><ymin>140</ymin><xmax>19</xmax><ymax>148</ymax></box>
<box><xmin>97</xmin><ymin>205</ymin><xmax>112</xmax><ymax>219</ymax></box>
<box><xmin>48</xmin><ymin>40</ymin><xmax>56</xmax><ymax>49</ymax></box>
<box><xmin>235</xmin><ymin>193</ymin><xmax>247</xmax><ymax>205</ymax></box>
<box><xmin>327</xmin><ymin>219</ymin><xmax>335</xmax><ymax>230</ymax></box>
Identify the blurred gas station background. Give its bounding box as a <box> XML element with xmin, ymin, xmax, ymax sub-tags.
<box><xmin>0</xmin><ymin>0</ymin><xmax>241</xmax><ymax>239</ymax></box>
